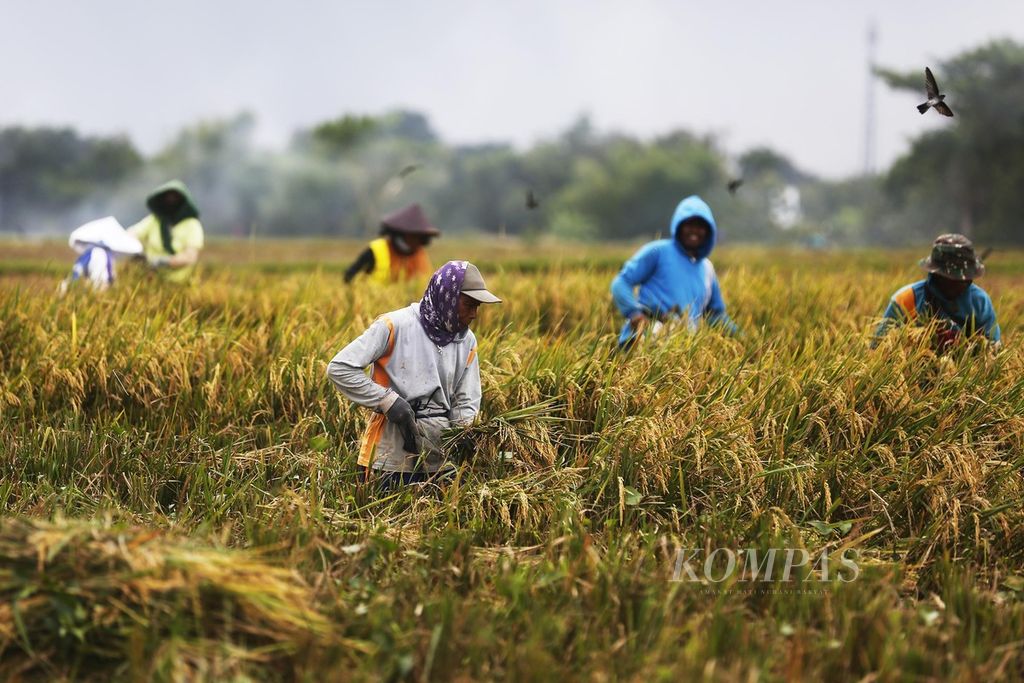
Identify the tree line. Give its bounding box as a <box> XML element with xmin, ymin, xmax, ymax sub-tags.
<box><xmin>3</xmin><ymin>39</ymin><xmax>1023</xmax><ymax>246</ymax></box>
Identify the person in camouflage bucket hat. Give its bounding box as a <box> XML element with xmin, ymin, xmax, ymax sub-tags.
<box><xmin>872</xmin><ymin>233</ymin><xmax>1001</xmax><ymax>351</ymax></box>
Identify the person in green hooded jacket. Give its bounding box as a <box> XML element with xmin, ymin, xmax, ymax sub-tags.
<box><xmin>127</xmin><ymin>180</ymin><xmax>205</xmax><ymax>283</ymax></box>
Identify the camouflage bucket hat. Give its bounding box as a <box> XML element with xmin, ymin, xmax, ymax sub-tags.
<box><xmin>919</xmin><ymin>233</ymin><xmax>985</xmax><ymax>281</ymax></box>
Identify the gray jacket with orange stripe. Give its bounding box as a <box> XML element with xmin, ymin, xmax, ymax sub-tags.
<box><xmin>326</xmin><ymin>302</ymin><xmax>481</xmax><ymax>473</ymax></box>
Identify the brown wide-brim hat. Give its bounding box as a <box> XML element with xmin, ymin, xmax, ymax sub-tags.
<box><xmin>381</xmin><ymin>203</ymin><xmax>440</xmax><ymax>236</ymax></box>
<box><xmin>918</xmin><ymin>233</ymin><xmax>985</xmax><ymax>281</ymax></box>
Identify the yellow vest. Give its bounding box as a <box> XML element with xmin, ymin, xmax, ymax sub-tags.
<box><xmin>364</xmin><ymin>237</ymin><xmax>431</xmax><ymax>285</ymax></box>
<box><xmin>368</xmin><ymin>238</ymin><xmax>392</xmax><ymax>285</ymax></box>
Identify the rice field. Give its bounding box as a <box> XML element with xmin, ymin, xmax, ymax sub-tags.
<box><xmin>2</xmin><ymin>238</ymin><xmax>1024</xmax><ymax>681</ymax></box>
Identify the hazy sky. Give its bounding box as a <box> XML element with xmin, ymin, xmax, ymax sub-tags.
<box><xmin>3</xmin><ymin>1</ymin><xmax>1023</xmax><ymax>178</ymax></box>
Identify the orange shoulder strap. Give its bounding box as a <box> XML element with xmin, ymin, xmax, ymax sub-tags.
<box><xmin>371</xmin><ymin>317</ymin><xmax>396</xmax><ymax>385</ymax></box>
<box><xmin>894</xmin><ymin>287</ymin><xmax>918</xmax><ymax>320</ymax></box>
<box><xmin>360</xmin><ymin>316</ymin><xmax>396</xmax><ymax>468</ymax></box>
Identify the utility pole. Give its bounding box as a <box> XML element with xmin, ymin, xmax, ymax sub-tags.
<box><xmin>864</xmin><ymin>21</ymin><xmax>878</xmax><ymax>176</ymax></box>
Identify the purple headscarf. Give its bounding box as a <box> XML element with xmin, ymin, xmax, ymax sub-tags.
<box><xmin>418</xmin><ymin>260</ymin><xmax>468</xmax><ymax>346</ymax></box>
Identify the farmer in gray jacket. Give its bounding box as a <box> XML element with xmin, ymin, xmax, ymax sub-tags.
<box><xmin>327</xmin><ymin>260</ymin><xmax>501</xmax><ymax>487</ymax></box>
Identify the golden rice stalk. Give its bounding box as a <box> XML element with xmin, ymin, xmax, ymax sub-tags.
<box><xmin>0</xmin><ymin>517</ymin><xmax>357</xmax><ymax>675</ymax></box>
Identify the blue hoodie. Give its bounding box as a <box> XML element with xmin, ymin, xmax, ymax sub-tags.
<box><xmin>610</xmin><ymin>195</ymin><xmax>737</xmax><ymax>346</ymax></box>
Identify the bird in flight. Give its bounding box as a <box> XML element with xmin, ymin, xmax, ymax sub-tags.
<box><xmin>525</xmin><ymin>189</ymin><xmax>540</xmax><ymax>210</ymax></box>
<box><xmin>727</xmin><ymin>179</ymin><xmax>743</xmax><ymax>195</ymax></box>
<box><xmin>918</xmin><ymin>67</ymin><xmax>954</xmax><ymax>117</ymax></box>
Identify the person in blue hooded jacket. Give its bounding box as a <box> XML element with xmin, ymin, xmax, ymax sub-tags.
<box><xmin>611</xmin><ymin>195</ymin><xmax>738</xmax><ymax>348</ymax></box>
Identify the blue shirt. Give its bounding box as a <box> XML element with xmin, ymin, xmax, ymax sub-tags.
<box><xmin>873</xmin><ymin>276</ymin><xmax>1000</xmax><ymax>344</ymax></box>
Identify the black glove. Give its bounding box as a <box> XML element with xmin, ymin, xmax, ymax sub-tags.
<box><xmin>385</xmin><ymin>396</ymin><xmax>420</xmax><ymax>454</ymax></box>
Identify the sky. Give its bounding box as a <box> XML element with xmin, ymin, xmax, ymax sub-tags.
<box><xmin>3</xmin><ymin>0</ymin><xmax>1024</xmax><ymax>179</ymax></box>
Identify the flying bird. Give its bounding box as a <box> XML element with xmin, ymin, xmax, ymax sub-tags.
<box><xmin>727</xmin><ymin>178</ymin><xmax>743</xmax><ymax>195</ymax></box>
<box><xmin>379</xmin><ymin>164</ymin><xmax>420</xmax><ymax>200</ymax></box>
<box><xmin>525</xmin><ymin>189</ymin><xmax>540</xmax><ymax>210</ymax></box>
<box><xmin>918</xmin><ymin>67</ymin><xmax>954</xmax><ymax>117</ymax></box>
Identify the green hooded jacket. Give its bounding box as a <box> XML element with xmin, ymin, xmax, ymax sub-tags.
<box><xmin>127</xmin><ymin>180</ymin><xmax>204</xmax><ymax>283</ymax></box>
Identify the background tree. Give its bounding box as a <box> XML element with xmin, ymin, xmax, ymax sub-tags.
<box><xmin>11</xmin><ymin>39</ymin><xmax>1024</xmax><ymax>246</ymax></box>
<box><xmin>0</xmin><ymin>127</ymin><xmax>140</xmax><ymax>232</ymax></box>
<box><xmin>877</xmin><ymin>39</ymin><xmax>1024</xmax><ymax>245</ymax></box>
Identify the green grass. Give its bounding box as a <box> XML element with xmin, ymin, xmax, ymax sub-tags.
<box><xmin>1</xmin><ymin>240</ymin><xmax>1023</xmax><ymax>681</ymax></box>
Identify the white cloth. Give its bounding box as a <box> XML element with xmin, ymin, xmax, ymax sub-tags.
<box><xmin>81</xmin><ymin>247</ymin><xmax>112</xmax><ymax>289</ymax></box>
<box><xmin>59</xmin><ymin>246</ymin><xmax>113</xmax><ymax>294</ymax></box>
<box><xmin>69</xmin><ymin>217</ymin><xmax>143</xmax><ymax>256</ymax></box>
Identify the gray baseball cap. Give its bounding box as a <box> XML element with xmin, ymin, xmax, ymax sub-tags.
<box><xmin>461</xmin><ymin>262</ymin><xmax>502</xmax><ymax>303</ymax></box>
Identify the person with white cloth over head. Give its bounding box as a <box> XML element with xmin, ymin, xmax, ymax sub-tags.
<box><xmin>59</xmin><ymin>216</ymin><xmax>143</xmax><ymax>294</ymax></box>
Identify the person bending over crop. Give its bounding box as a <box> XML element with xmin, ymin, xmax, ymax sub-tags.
<box><xmin>127</xmin><ymin>180</ymin><xmax>205</xmax><ymax>283</ymax></box>
<box><xmin>327</xmin><ymin>261</ymin><xmax>501</xmax><ymax>488</ymax></box>
<box><xmin>610</xmin><ymin>195</ymin><xmax>738</xmax><ymax>348</ymax></box>
<box><xmin>344</xmin><ymin>203</ymin><xmax>439</xmax><ymax>285</ymax></box>
<box><xmin>59</xmin><ymin>217</ymin><xmax>143</xmax><ymax>294</ymax></box>
<box><xmin>872</xmin><ymin>233</ymin><xmax>1000</xmax><ymax>352</ymax></box>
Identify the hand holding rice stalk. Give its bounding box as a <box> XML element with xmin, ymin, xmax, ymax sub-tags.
<box><xmin>442</xmin><ymin>398</ymin><xmax>572</xmax><ymax>469</ymax></box>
